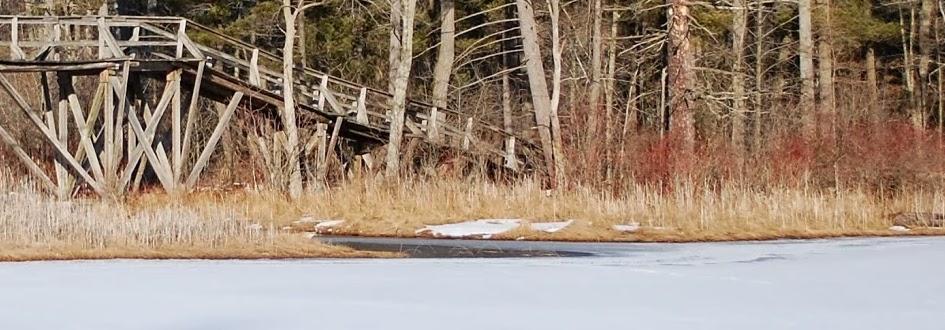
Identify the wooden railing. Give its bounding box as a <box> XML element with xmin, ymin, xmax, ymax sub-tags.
<box><xmin>0</xmin><ymin>15</ymin><xmax>530</xmax><ymax>169</ymax></box>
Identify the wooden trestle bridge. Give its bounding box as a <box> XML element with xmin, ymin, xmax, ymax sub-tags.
<box><xmin>0</xmin><ymin>15</ymin><xmax>533</xmax><ymax>197</ymax></box>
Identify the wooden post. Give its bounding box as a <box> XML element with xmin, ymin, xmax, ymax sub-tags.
<box><xmin>462</xmin><ymin>117</ymin><xmax>473</xmax><ymax>150</ymax></box>
<box><xmin>249</xmin><ymin>49</ymin><xmax>261</xmax><ymax>86</ymax></box>
<box><xmin>505</xmin><ymin>136</ymin><xmax>518</xmax><ymax>171</ymax></box>
<box><xmin>176</xmin><ymin>19</ymin><xmax>186</xmax><ymax>58</ymax></box>
<box><xmin>318</xmin><ymin>75</ymin><xmax>329</xmax><ymax>111</ymax></box>
<box><xmin>314</xmin><ymin>123</ymin><xmax>328</xmax><ymax>190</ymax></box>
<box><xmin>54</xmin><ymin>74</ymin><xmax>74</xmax><ymax>197</ymax></box>
<box><xmin>102</xmin><ymin>69</ymin><xmax>117</xmax><ymax>189</ymax></box>
<box><xmin>170</xmin><ymin>69</ymin><xmax>183</xmax><ymax>185</ymax></box>
<box><xmin>10</xmin><ymin>17</ymin><xmax>27</xmax><ymax>60</ymax></box>
<box><xmin>356</xmin><ymin>87</ymin><xmax>369</xmax><ymax>124</ymax></box>
<box><xmin>428</xmin><ymin>107</ymin><xmax>440</xmax><ymax>142</ymax></box>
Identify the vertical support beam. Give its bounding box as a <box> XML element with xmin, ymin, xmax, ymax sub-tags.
<box><xmin>314</xmin><ymin>123</ymin><xmax>329</xmax><ymax>190</ymax></box>
<box><xmin>427</xmin><ymin>107</ymin><xmax>440</xmax><ymax>142</ymax></box>
<box><xmin>176</xmin><ymin>19</ymin><xmax>186</xmax><ymax>58</ymax></box>
<box><xmin>10</xmin><ymin>17</ymin><xmax>27</xmax><ymax>60</ymax></box>
<box><xmin>169</xmin><ymin>69</ymin><xmax>183</xmax><ymax>185</ymax></box>
<box><xmin>356</xmin><ymin>87</ymin><xmax>369</xmax><ymax>125</ymax></box>
<box><xmin>505</xmin><ymin>137</ymin><xmax>519</xmax><ymax>171</ymax></box>
<box><xmin>318</xmin><ymin>74</ymin><xmax>329</xmax><ymax>111</ymax></box>
<box><xmin>249</xmin><ymin>49</ymin><xmax>261</xmax><ymax>86</ymax></box>
<box><xmin>54</xmin><ymin>74</ymin><xmax>74</xmax><ymax>198</ymax></box>
<box><xmin>102</xmin><ymin>69</ymin><xmax>116</xmax><ymax>189</ymax></box>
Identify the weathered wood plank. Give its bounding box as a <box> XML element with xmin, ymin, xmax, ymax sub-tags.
<box><xmin>185</xmin><ymin>92</ymin><xmax>244</xmax><ymax>189</ymax></box>
<box><xmin>0</xmin><ymin>74</ymin><xmax>104</xmax><ymax>195</ymax></box>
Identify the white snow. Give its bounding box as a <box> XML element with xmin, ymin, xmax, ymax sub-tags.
<box><xmin>416</xmin><ymin>219</ymin><xmax>522</xmax><ymax>238</ymax></box>
<box><xmin>889</xmin><ymin>225</ymin><xmax>911</xmax><ymax>232</ymax></box>
<box><xmin>529</xmin><ymin>220</ymin><xmax>574</xmax><ymax>233</ymax></box>
<box><xmin>315</xmin><ymin>220</ymin><xmax>346</xmax><ymax>230</ymax></box>
<box><xmin>613</xmin><ymin>222</ymin><xmax>642</xmax><ymax>232</ymax></box>
<box><xmin>417</xmin><ymin>219</ymin><xmax>576</xmax><ymax>238</ymax></box>
<box><xmin>1</xmin><ymin>237</ymin><xmax>943</xmax><ymax>330</ymax></box>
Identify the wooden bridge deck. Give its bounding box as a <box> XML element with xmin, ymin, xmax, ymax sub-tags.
<box><xmin>0</xmin><ymin>15</ymin><xmax>533</xmax><ymax>197</ymax></box>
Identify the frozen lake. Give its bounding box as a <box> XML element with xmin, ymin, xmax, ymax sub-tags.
<box><xmin>1</xmin><ymin>237</ymin><xmax>944</xmax><ymax>330</ymax></box>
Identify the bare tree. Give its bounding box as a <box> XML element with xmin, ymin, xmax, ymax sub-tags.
<box><xmin>516</xmin><ymin>0</ymin><xmax>557</xmax><ymax>183</ymax></box>
<box><xmin>817</xmin><ymin>0</ymin><xmax>835</xmax><ymax>116</ymax></box>
<box><xmin>431</xmin><ymin>0</ymin><xmax>455</xmax><ymax>109</ymax></box>
<box><xmin>547</xmin><ymin>0</ymin><xmax>565</xmax><ymax>187</ymax></box>
<box><xmin>385</xmin><ymin>0</ymin><xmax>418</xmax><ymax>177</ymax></box>
<box><xmin>732</xmin><ymin>0</ymin><xmax>748</xmax><ymax>152</ymax></box>
<box><xmin>799</xmin><ymin>0</ymin><xmax>815</xmax><ymax>132</ymax></box>
<box><xmin>587</xmin><ymin>0</ymin><xmax>604</xmax><ymax>139</ymax></box>
<box><xmin>917</xmin><ymin>0</ymin><xmax>935</xmax><ymax>128</ymax></box>
<box><xmin>667</xmin><ymin>0</ymin><xmax>695</xmax><ymax>147</ymax></box>
<box><xmin>282</xmin><ymin>0</ymin><xmax>325</xmax><ymax>199</ymax></box>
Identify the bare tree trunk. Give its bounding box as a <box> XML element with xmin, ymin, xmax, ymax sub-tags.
<box><xmin>547</xmin><ymin>0</ymin><xmax>566</xmax><ymax>188</ymax></box>
<box><xmin>731</xmin><ymin>0</ymin><xmax>748</xmax><ymax>152</ymax></box>
<box><xmin>516</xmin><ymin>0</ymin><xmax>557</xmax><ymax>183</ymax></box>
<box><xmin>282</xmin><ymin>0</ymin><xmax>303</xmax><ymax>198</ymax></box>
<box><xmin>298</xmin><ymin>14</ymin><xmax>307</xmax><ymax>71</ymax></box>
<box><xmin>866</xmin><ymin>47</ymin><xmax>879</xmax><ymax>121</ymax></box>
<box><xmin>385</xmin><ymin>0</ymin><xmax>418</xmax><ymax>177</ymax></box>
<box><xmin>752</xmin><ymin>2</ymin><xmax>766</xmax><ymax>151</ymax></box>
<box><xmin>816</xmin><ymin>0</ymin><xmax>835</xmax><ymax>117</ymax></box>
<box><xmin>389</xmin><ymin>0</ymin><xmax>403</xmax><ymax>93</ymax></box>
<box><xmin>431</xmin><ymin>0</ymin><xmax>455</xmax><ymax>109</ymax></box>
<box><xmin>587</xmin><ymin>0</ymin><xmax>603</xmax><ymax>139</ymax></box>
<box><xmin>917</xmin><ymin>0</ymin><xmax>935</xmax><ymax>128</ymax></box>
<box><xmin>667</xmin><ymin>0</ymin><xmax>695</xmax><ymax>148</ymax></box>
<box><xmin>799</xmin><ymin>0</ymin><xmax>815</xmax><ymax>133</ymax></box>
<box><xmin>604</xmin><ymin>10</ymin><xmax>619</xmax><ymax>183</ymax></box>
<box><xmin>901</xmin><ymin>8</ymin><xmax>917</xmax><ymax>123</ymax></box>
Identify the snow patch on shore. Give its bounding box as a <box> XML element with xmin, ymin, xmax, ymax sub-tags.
<box><xmin>416</xmin><ymin>219</ymin><xmax>575</xmax><ymax>238</ymax></box>
<box><xmin>529</xmin><ymin>220</ymin><xmax>574</xmax><ymax>233</ymax></box>
<box><xmin>416</xmin><ymin>219</ymin><xmax>521</xmax><ymax>238</ymax></box>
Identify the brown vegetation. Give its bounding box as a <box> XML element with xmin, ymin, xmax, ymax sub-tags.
<box><xmin>0</xmin><ymin>172</ymin><xmax>384</xmax><ymax>261</ymax></box>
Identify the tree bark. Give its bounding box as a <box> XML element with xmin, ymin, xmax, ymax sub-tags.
<box><xmin>516</xmin><ymin>0</ymin><xmax>557</xmax><ymax>183</ymax></box>
<box><xmin>431</xmin><ymin>0</ymin><xmax>455</xmax><ymax>109</ymax></box>
<box><xmin>667</xmin><ymin>0</ymin><xmax>695</xmax><ymax>148</ymax></box>
<box><xmin>587</xmin><ymin>0</ymin><xmax>604</xmax><ymax>139</ymax></box>
<box><xmin>731</xmin><ymin>0</ymin><xmax>748</xmax><ymax>152</ymax></box>
<box><xmin>866</xmin><ymin>47</ymin><xmax>879</xmax><ymax>121</ymax></box>
<box><xmin>605</xmin><ymin>10</ymin><xmax>619</xmax><ymax>183</ymax></box>
<box><xmin>917</xmin><ymin>0</ymin><xmax>935</xmax><ymax>128</ymax></box>
<box><xmin>547</xmin><ymin>0</ymin><xmax>566</xmax><ymax>188</ymax></box>
<box><xmin>385</xmin><ymin>0</ymin><xmax>418</xmax><ymax>178</ymax></box>
<box><xmin>282</xmin><ymin>0</ymin><xmax>303</xmax><ymax>198</ymax></box>
<box><xmin>816</xmin><ymin>0</ymin><xmax>835</xmax><ymax>117</ymax></box>
<box><xmin>798</xmin><ymin>0</ymin><xmax>815</xmax><ymax>133</ymax></box>
<box><xmin>388</xmin><ymin>0</ymin><xmax>403</xmax><ymax>93</ymax></box>
<box><xmin>752</xmin><ymin>2</ymin><xmax>766</xmax><ymax>151</ymax></box>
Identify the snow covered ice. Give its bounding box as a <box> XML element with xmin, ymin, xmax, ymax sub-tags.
<box><xmin>1</xmin><ymin>237</ymin><xmax>944</xmax><ymax>330</ymax></box>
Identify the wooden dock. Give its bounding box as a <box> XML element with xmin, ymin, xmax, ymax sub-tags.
<box><xmin>0</xmin><ymin>15</ymin><xmax>534</xmax><ymax>197</ymax></box>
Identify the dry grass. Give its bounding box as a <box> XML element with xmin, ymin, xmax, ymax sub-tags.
<box><xmin>0</xmin><ymin>174</ymin><xmax>386</xmax><ymax>262</ymax></box>
<box><xmin>130</xmin><ymin>177</ymin><xmax>945</xmax><ymax>242</ymax></box>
